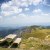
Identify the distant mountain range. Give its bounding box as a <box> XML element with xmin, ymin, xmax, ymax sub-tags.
<box><xmin>0</xmin><ymin>25</ymin><xmax>50</xmax><ymax>37</ymax></box>
<box><xmin>0</xmin><ymin>25</ymin><xmax>50</xmax><ymax>30</ymax></box>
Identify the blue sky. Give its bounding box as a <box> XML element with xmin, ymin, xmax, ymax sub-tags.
<box><xmin>0</xmin><ymin>0</ymin><xmax>50</xmax><ymax>27</ymax></box>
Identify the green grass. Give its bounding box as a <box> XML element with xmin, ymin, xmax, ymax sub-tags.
<box><xmin>0</xmin><ymin>28</ymin><xmax>50</xmax><ymax>50</ymax></box>
<box><xmin>20</xmin><ymin>29</ymin><xmax>50</xmax><ymax>50</ymax></box>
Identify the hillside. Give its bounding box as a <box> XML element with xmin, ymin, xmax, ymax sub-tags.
<box><xmin>0</xmin><ymin>26</ymin><xmax>50</xmax><ymax>50</ymax></box>
<box><xmin>20</xmin><ymin>26</ymin><xmax>50</xmax><ymax>50</ymax></box>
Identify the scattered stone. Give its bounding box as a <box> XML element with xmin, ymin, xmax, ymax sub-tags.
<box><xmin>28</xmin><ymin>37</ymin><xmax>34</xmax><ymax>41</ymax></box>
<box><xmin>29</xmin><ymin>47</ymin><xmax>35</xmax><ymax>50</ymax></box>
<box><xmin>20</xmin><ymin>44</ymin><xmax>26</xmax><ymax>49</ymax></box>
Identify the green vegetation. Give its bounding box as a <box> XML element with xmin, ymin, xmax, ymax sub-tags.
<box><xmin>20</xmin><ymin>26</ymin><xmax>50</xmax><ymax>50</ymax></box>
<box><xmin>0</xmin><ymin>26</ymin><xmax>50</xmax><ymax>50</ymax></box>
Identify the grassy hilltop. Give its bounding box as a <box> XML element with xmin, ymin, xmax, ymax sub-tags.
<box><xmin>20</xmin><ymin>26</ymin><xmax>50</xmax><ymax>50</ymax></box>
<box><xmin>0</xmin><ymin>25</ymin><xmax>50</xmax><ymax>50</ymax></box>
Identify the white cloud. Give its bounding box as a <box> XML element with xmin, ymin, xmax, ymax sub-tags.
<box><xmin>20</xmin><ymin>0</ymin><xmax>42</xmax><ymax>6</ymax></box>
<box><xmin>11</xmin><ymin>6</ymin><xmax>22</xmax><ymax>13</ymax></box>
<box><xmin>21</xmin><ymin>2</ymin><xmax>29</xmax><ymax>7</ymax></box>
<box><xmin>12</xmin><ymin>0</ymin><xmax>21</xmax><ymax>6</ymax></box>
<box><xmin>33</xmin><ymin>9</ymin><xmax>42</xmax><ymax>13</ymax></box>
<box><xmin>1</xmin><ymin>8</ymin><xmax>22</xmax><ymax>17</ymax></box>
<box><xmin>33</xmin><ymin>9</ymin><xmax>42</xmax><ymax>15</ymax></box>
<box><xmin>33</xmin><ymin>9</ymin><xmax>50</xmax><ymax>17</ymax></box>
<box><xmin>24</xmin><ymin>8</ymin><xmax>29</xmax><ymax>11</ymax></box>
<box><xmin>18</xmin><ymin>13</ymin><xmax>26</xmax><ymax>17</ymax></box>
<box><xmin>42</xmin><ymin>13</ymin><xmax>49</xmax><ymax>16</ymax></box>
<box><xmin>1</xmin><ymin>1</ymin><xmax>23</xmax><ymax>17</ymax></box>
<box><xmin>0</xmin><ymin>16</ymin><xmax>3</xmax><ymax>23</ymax></box>
<box><xmin>0</xmin><ymin>16</ymin><xmax>2</xmax><ymax>20</ymax></box>
<box><xmin>11</xmin><ymin>0</ymin><xmax>42</xmax><ymax>8</ymax></box>
<box><xmin>32</xmin><ymin>16</ymin><xmax>50</xmax><ymax>23</ymax></box>
<box><xmin>29</xmin><ymin>0</ymin><xmax>42</xmax><ymax>5</ymax></box>
<box><xmin>0</xmin><ymin>0</ymin><xmax>50</xmax><ymax>27</ymax></box>
<box><xmin>1</xmin><ymin>3</ymin><xmax>10</xmax><ymax>10</ymax></box>
<box><xmin>0</xmin><ymin>12</ymin><xmax>50</xmax><ymax>27</ymax></box>
<box><xmin>32</xmin><ymin>8</ymin><xmax>50</xmax><ymax>23</ymax></box>
<box><xmin>12</xmin><ymin>0</ymin><xmax>29</xmax><ymax>7</ymax></box>
<box><xmin>9</xmin><ymin>13</ymin><xmax>50</xmax><ymax>24</ymax></box>
<box><xmin>1</xmin><ymin>11</ymin><xmax>13</xmax><ymax>16</ymax></box>
<box><xmin>19</xmin><ymin>13</ymin><xmax>50</xmax><ymax>23</ymax></box>
<box><xmin>1</xmin><ymin>0</ymin><xmax>43</xmax><ymax>17</ymax></box>
<box><xmin>43</xmin><ymin>0</ymin><xmax>50</xmax><ymax>6</ymax></box>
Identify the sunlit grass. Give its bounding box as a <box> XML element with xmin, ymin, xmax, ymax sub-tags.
<box><xmin>0</xmin><ymin>28</ymin><xmax>50</xmax><ymax>50</ymax></box>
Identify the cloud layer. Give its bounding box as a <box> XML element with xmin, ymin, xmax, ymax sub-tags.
<box><xmin>0</xmin><ymin>0</ymin><xmax>50</xmax><ymax>27</ymax></box>
<box><xmin>43</xmin><ymin>0</ymin><xmax>50</xmax><ymax>6</ymax></box>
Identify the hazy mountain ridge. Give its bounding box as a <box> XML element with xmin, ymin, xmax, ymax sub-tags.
<box><xmin>0</xmin><ymin>25</ymin><xmax>50</xmax><ymax>50</ymax></box>
<box><xmin>0</xmin><ymin>25</ymin><xmax>50</xmax><ymax>38</ymax></box>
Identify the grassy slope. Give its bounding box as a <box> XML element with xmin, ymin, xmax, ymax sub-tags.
<box><xmin>0</xmin><ymin>27</ymin><xmax>50</xmax><ymax>50</ymax></box>
<box><xmin>20</xmin><ymin>28</ymin><xmax>50</xmax><ymax>50</ymax></box>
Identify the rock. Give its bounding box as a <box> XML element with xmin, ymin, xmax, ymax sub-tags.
<box><xmin>29</xmin><ymin>47</ymin><xmax>35</xmax><ymax>50</ymax></box>
<box><xmin>20</xmin><ymin>44</ymin><xmax>26</xmax><ymax>49</ymax></box>
<box><xmin>28</xmin><ymin>37</ymin><xmax>34</xmax><ymax>41</ymax></box>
